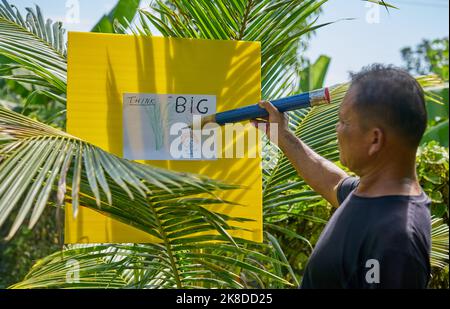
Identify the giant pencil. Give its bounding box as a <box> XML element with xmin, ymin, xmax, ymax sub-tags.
<box><xmin>192</xmin><ymin>87</ymin><xmax>331</xmax><ymax>127</ymax></box>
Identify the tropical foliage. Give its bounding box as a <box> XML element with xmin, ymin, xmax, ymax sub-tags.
<box><xmin>417</xmin><ymin>141</ymin><xmax>449</xmax><ymax>221</ymax></box>
<box><xmin>417</xmin><ymin>141</ymin><xmax>449</xmax><ymax>288</ymax></box>
<box><xmin>0</xmin><ymin>0</ymin><xmax>448</xmax><ymax>289</ymax></box>
<box><xmin>402</xmin><ymin>37</ymin><xmax>449</xmax><ymax>147</ymax></box>
<box><xmin>402</xmin><ymin>37</ymin><xmax>449</xmax><ymax>80</ymax></box>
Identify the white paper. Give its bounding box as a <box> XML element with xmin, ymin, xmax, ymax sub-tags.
<box><xmin>123</xmin><ymin>93</ymin><xmax>217</xmax><ymax>160</ymax></box>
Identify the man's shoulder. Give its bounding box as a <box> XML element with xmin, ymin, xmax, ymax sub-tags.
<box><xmin>336</xmin><ymin>176</ymin><xmax>360</xmax><ymax>205</ymax></box>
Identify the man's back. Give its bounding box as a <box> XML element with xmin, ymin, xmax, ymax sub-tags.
<box><xmin>301</xmin><ymin>176</ymin><xmax>431</xmax><ymax>289</ymax></box>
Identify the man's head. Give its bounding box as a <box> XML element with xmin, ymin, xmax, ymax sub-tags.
<box><xmin>337</xmin><ymin>64</ymin><xmax>427</xmax><ymax>174</ymax></box>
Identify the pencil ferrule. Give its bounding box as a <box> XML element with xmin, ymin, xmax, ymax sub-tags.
<box><xmin>309</xmin><ymin>88</ymin><xmax>331</xmax><ymax>107</ymax></box>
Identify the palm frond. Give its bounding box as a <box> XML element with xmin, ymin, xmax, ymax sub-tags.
<box><xmin>137</xmin><ymin>0</ymin><xmax>331</xmax><ymax>101</ymax></box>
<box><xmin>1</xmin><ymin>105</ymin><xmax>296</xmax><ymax>288</ymax></box>
<box><xmin>0</xmin><ymin>106</ymin><xmax>243</xmax><ymax>241</ymax></box>
<box><xmin>364</xmin><ymin>0</ymin><xmax>398</xmax><ymax>10</ymax></box>
<box><xmin>0</xmin><ymin>0</ymin><xmax>66</xmax><ymax>92</ymax></box>
<box><xmin>92</xmin><ymin>0</ymin><xmax>141</xmax><ymax>34</ymax></box>
<box><xmin>10</xmin><ymin>239</ymin><xmax>292</xmax><ymax>289</ymax></box>
<box><xmin>298</xmin><ymin>55</ymin><xmax>331</xmax><ymax>93</ymax></box>
<box><xmin>431</xmin><ymin>216</ymin><xmax>449</xmax><ymax>269</ymax></box>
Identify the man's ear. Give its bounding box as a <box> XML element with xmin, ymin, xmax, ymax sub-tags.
<box><xmin>368</xmin><ymin>127</ymin><xmax>384</xmax><ymax>156</ymax></box>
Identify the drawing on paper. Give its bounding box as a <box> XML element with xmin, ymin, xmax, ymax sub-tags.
<box><xmin>123</xmin><ymin>93</ymin><xmax>216</xmax><ymax>160</ymax></box>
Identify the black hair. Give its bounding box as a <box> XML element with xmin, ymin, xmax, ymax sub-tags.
<box><xmin>349</xmin><ymin>64</ymin><xmax>427</xmax><ymax>148</ymax></box>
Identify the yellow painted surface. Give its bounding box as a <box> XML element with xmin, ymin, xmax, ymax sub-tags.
<box><xmin>66</xmin><ymin>32</ymin><xmax>262</xmax><ymax>243</ymax></box>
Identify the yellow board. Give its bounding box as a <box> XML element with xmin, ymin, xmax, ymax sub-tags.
<box><xmin>65</xmin><ymin>32</ymin><xmax>262</xmax><ymax>243</ymax></box>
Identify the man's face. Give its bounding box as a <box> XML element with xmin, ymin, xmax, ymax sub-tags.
<box><xmin>336</xmin><ymin>86</ymin><xmax>372</xmax><ymax>174</ymax></box>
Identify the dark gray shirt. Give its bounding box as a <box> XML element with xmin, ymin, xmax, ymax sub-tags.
<box><xmin>301</xmin><ymin>176</ymin><xmax>431</xmax><ymax>289</ymax></box>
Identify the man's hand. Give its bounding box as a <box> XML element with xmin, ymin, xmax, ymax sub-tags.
<box><xmin>251</xmin><ymin>100</ymin><xmax>292</xmax><ymax>148</ymax></box>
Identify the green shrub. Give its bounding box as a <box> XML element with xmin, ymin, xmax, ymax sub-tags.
<box><xmin>0</xmin><ymin>207</ymin><xmax>61</xmax><ymax>288</ymax></box>
<box><xmin>417</xmin><ymin>141</ymin><xmax>449</xmax><ymax>223</ymax></box>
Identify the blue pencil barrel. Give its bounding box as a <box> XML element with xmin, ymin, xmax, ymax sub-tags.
<box><xmin>214</xmin><ymin>87</ymin><xmax>330</xmax><ymax>125</ymax></box>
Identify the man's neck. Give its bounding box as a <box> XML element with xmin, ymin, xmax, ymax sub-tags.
<box><xmin>355</xmin><ymin>155</ymin><xmax>422</xmax><ymax>197</ymax></box>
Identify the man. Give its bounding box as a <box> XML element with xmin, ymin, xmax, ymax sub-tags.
<box><xmin>256</xmin><ymin>64</ymin><xmax>431</xmax><ymax>288</ymax></box>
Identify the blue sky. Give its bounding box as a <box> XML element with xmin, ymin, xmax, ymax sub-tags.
<box><xmin>13</xmin><ymin>0</ymin><xmax>450</xmax><ymax>85</ymax></box>
<box><xmin>304</xmin><ymin>0</ymin><xmax>449</xmax><ymax>84</ymax></box>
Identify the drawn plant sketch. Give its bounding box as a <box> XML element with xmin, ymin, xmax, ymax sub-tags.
<box><xmin>123</xmin><ymin>93</ymin><xmax>216</xmax><ymax>160</ymax></box>
<box><xmin>143</xmin><ymin>97</ymin><xmax>172</xmax><ymax>151</ymax></box>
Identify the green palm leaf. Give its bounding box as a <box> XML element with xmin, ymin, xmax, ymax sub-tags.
<box><xmin>138</xmin><ymin>0</ymin><xmax>334</xmax><ymax>101</ymax></box>
<box><xmin>10</xmin><ymin>240</ymin><xmax>292</xmax><ymax>288</ymax></box>
<box><xmin>0</xmin><ymin>0</ymin><xmax>66</xmax><ymax>93</ymax></box>
<box><xmin>431</xmin><ymin>216</ymin><xmax>449</xmax><ymax>269</ymax></box>
<box><xmin>92</xmin><ymin>0</ymin><xmax>141</xmax><ymax>34</ymax></box>
<box><xmin>1</xmin><ymin>105</ymin><xmax>295</xmax><ymax>288</ymax></box>
<box><xmin>298</xmin><ymin>55</ymin><xmax>331</xmax><ymax>93</ymax></box>
<box><xmin>0</xmin><ymin>106</ymin><xmax>244</xmax><ymax>240</ymax></box>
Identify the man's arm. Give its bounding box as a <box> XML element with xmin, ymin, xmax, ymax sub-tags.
<box><xmin>258</xmin><ymin>101</ymin><xmax>348</xmax><ymax>208</ymax></box>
